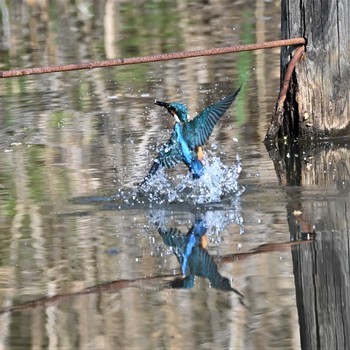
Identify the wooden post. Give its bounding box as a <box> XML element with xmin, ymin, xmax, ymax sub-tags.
<box><xmin>265</xmin><ymin>3</ymin><xmax>350</xmax><ymax>344</ymax></box>
<box><xmin>267</xmin><ymin>0</ymin><xmax>350</xmax><ymax>140</ymax></box>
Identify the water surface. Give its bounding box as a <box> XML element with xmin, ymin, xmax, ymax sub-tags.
<box><xmin>0</xmin><ymin>1</ymin><xmax>349</xmax><ymax>349</ymax></box>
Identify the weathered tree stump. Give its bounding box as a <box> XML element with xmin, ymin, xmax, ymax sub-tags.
<box><xmin>266</xmin><ymin>0</ymin><xmax>350</xmax><ymax>140</ymax></box>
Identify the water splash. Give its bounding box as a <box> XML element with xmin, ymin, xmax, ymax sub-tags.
<box><xmin>139</xmin><ymin>152</ymin><xmax>244</xmax><ymax>204</ymax></box>
<box><xmin>71</xmin><ymin>153</ymin><xmax>244</xmax><ymax>208</ymax></box>
<box><xmin>148</xmin><ymin>200</ymin><xmax>244</xmax><ymax>243</ymax></box>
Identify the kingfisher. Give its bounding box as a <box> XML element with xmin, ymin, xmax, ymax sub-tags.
<box><xmin>140</xmin><ymin>87</ymin><xmax>241</xmax><ymax>187</ymax></box>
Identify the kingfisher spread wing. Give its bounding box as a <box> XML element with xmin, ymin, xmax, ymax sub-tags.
<box><xmin>139</xmin><ymin>130</ymin><xmax>183</xmax><ymax>187</ymax></box>
<box><xmin>182</xmin><ymin>87</ymin><xmax>241</xmax><ymax>150</ymax></box>
<box><xmin>140</xmin><ymin>87</ymin><xmax>240</xmax><ymax>186</ymax></box>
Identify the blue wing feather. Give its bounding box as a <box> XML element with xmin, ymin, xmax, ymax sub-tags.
<box><xmin>184</xmin><ymin>87</ymin><xmax>241</xmax><ymax>149</ymax></box>
<box><xmin>139</xmin><ymin>132</ymin><xmax>183</xmax><ymax>186</ymax></box>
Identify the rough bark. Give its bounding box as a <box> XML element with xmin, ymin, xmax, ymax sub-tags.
<box><xmin>277</xmin><ymin>0</ymin><xmax>350</xmax><ymax>139</ymax></box>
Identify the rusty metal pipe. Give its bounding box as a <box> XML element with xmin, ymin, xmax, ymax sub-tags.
<box><xmin>0</xmin><ymin>38</ymin><xmax>305</xmax><ymax>79</ymax></box>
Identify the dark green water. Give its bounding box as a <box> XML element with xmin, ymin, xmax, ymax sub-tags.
<box><xmin>0</xmin><ymin>1</ymin><xmax>349</xmax><ymax>349</ymax></box>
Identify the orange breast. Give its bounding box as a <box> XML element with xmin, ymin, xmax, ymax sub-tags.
<box><xmin>201</xmin><ymin>235</ymin><xmax>208</xmax><ymax>249</ymax></box>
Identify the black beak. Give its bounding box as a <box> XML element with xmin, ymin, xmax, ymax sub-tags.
<box><xmin>155</xmin><ymin>100</ymin><xmax>170</xmax><ymax>109</ymax></box>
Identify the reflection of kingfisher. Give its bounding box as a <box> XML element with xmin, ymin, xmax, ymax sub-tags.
<box><xmin>140</xmin><ymin>87</ymin><xmax>241</xmax><ymax>186</ymax></box>
<box><xmin>156</xmin><ymin>218</ymin><xmax>242</xmax><ymax>294</ymax></box>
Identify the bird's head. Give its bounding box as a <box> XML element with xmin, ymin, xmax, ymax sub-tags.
<box><xmin>155</xmin><ymin>100</ymin><xmax>189</xmax><ymax>123</ymax></box>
